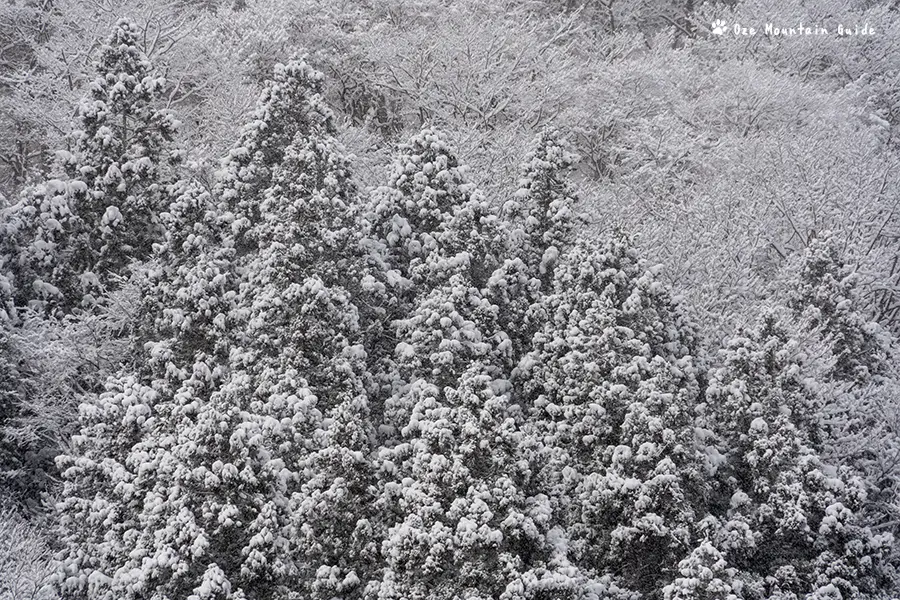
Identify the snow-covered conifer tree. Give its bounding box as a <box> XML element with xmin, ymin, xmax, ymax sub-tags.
<box><xmin>485</xmin><ymin>130</ymin><xmax>581</xmax><ymax>359</ymax></box>
<box><xmin>3</xmin><ymin>19</ymin><xmax>179</xmax><ymax>311</ymax></box>
<box><xmin>704</xmin><ymin>313</ymin><xmax>893</xmax><ymax>599</ymax></box>
<box><xmin>231</xmin><ymin>88</ymin><xmax>379</xmax><ymax>600</ymax></box>
<box><xmin>363</xmin><ymin>127</ymin><xmax>504</xmax><ymax>301</ymax></box>
<box><xmin>516</xmin><ymin>234</ymin><xmax>705</xmax><ymax>597</ymax></box>
<box><xmin>377</xmin><ymin>250</ymin><xmax>595</xmax><ymax>600</ymax></box>
<box><xmin>138</xmin><ymin>59</ymin><xmax>332</xmax><ymax>363</ymax></box>
<box><xmin>56</xmin><ymin>57</ymin><xmax>377</xmax><ymax>600</ymax></box>
<box><xmin>0</xmin><ymin>310</ymin><xmax>25</xmax><ymax>501</ymax></box>
<box><xmin>369</xmin><ymin>128</ymin><xmax>612</xmax><ymax>599</ymax></box>
<box><xmin>706</xmin><ymin>314</ymin><xmax>825</xmax><ymax>453</ymax></box>
<box><xmin>662</xmin><ymin>541</ymin><xmax>740</xmax><ymax>600</ymax></box>
<box><xmin>787</xmin><ymin>234</ymin><xmax>900</xmax><ymax>554</ymax></box>
<box><xmin>503</xmin><ymin>129</ymin><xmax>579</xmax><ymax>287</ymax></box>
<box><xmin>788</xmin><ymin>233</ymin><xmax>890</xmax><ymax>384</ymax></box>
<box><xmin>361</xmin><ymin>127</ymin><xmax>508</xmax><ymax>423</ymax></box>
<box><xmin>0</xmin><ymin>240</ymin><xmax>49</xmax><ymax>509</ymax></box>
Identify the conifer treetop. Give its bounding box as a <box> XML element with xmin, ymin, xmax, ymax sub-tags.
<box><xmin>789</xmin><ymin>231</ymin><xmax>891</xmax><ymax>383</ymax></box>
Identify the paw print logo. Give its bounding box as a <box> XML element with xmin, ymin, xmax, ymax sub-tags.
<box><xmin>711</xmin><ymin>19</ymin><xmax>729</xmax><ymax>35</ymax></box>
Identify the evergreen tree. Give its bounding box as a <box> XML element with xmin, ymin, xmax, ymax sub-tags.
<box><xmin>0</xmin><ymin>273</ymin><xmax>50</xmax><ymax>511</ymax></box>
<box><xmin>137</xmin><ymin>58</ymin><xmax>332</xmax><ymax>364</ymax></box>
<box><xmin>503</xmin><ymin>129</ymin><xmax>579</xmax><ymax>288</ymax></box>
<box><xmin>787</xmin><ymin>234</ymin><xmax>900</xmax><ymax>558</ymax></box>
<box><xmin>377</xmin><ymin>355</ymin><xmax>632</xmax><ymax>600</ymax></box>
<box><xmin>0</xmin><ymin>321</ymin><xmax>56</xmax><ymax>512</ymax></box>
<box><xmin>788</xmin><ymin>232</ymin><xmax>890</xmax><ymax>384</ymax></box>
<box><xmin>516</xmin><ymin>234</ymin><xmax>705</xmax><ymax>597</ymax></box>
<box><xmin>705</xmin><ymin>314</ymin><xmax>825</xmax><ymax>455</ymax></box>
<box><xmin>376</xmin><ymin>245</ymin><xmax>592</xmax><ymax>600</ymax></box>
<box><xmin>232</xmin><ymin>97</ymin><xmax>378</xmax><ymax>600</ymax></box>
<box><xmin>361</xmin><ymin>127</ymin><xmax>507</xmax><ymax>424</ymax></box>
<box><xmin>55</xmin><ymin>58</ymin><xmax>376</xmax><ymax>600</ymax></box>
<box><xmin>2</xmin><ymin>19</ymin><xmax>180</xmax><ymax>312</ymax></box>
<box><xmin>363</xmin><ymin>127</ymin><xmax>504</xmax><ymax>304</ymax></box>
<box><xmin>0</xmin><ymin>266</ymin><xmax>12</xmax><ymax>323</ymax></box>
<box><xmin>369</xmin><ymin>127</ymin><xmax>610</xmax><ymax>600</ymax></box>
<box><xmin>487</xmin><ymin>130</ymin><xmax>581</xmax><ymax>360</ymax></box>
<box><xmin>704</xmin><ymin>313</ymin><xmax>893</xmax><ymax>599</ymax></box>
<box><xmin>0</xmin><ymin>308</ymin><xmax>25</xmax><ymax>501</ymax></box>
<box><xmin>662</xmin><ymin>541</ymin><xmax>739</xmax><ymax>600</ymax></box>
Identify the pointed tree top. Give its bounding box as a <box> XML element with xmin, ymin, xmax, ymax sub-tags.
<box><xmin>93</xmin><ymin>19</ymin><xmax>154</xmax><ymax>90</ymax></box>
<box><xmin>516</xmin><ymin>128</ymin><xmax>579</xmax><ymax>190</ymax></box>
<box><xmin>788</xmin><ymin>230</ymin><xmax>890</xmax><ymax>382</ymax></box>
<box><xmin>220</xmin><ymin>58</ymin><xmax>332</xmax><ymax>201</ymax></box>
<box><xmin>389</xmin><ymin>126</ymin><xmax>472</xmax><ymax>197</ymax></box>
<box><xmin>792</xmin><ymin>231</ymin><xmax>848</xmax><ymax>296</ymax></box>
<box><xmin>251</xmin><ymin>57</ymin><xmax>330</xmax><ymax>137</ymax></box>
<box><xmin>504</xmin><ymin>128</ymin><xmax>581</xmax><ymax>283</ymax></box>
<box><xmin>105</xmin><ymin>18</ymin><xmax>141</xmax><ymax>51</ymax></box>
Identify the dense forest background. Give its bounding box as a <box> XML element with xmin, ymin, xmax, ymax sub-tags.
<box><xmin>1</xmin><ymin>0</ymin><xmax>900</xmax><ymax>599</ymax></box>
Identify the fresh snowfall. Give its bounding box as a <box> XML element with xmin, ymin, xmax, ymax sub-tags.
<box><xmin>1</xmin><ymin>3</ymin><xmax>900</xmax><ymax>600</ymax></box>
